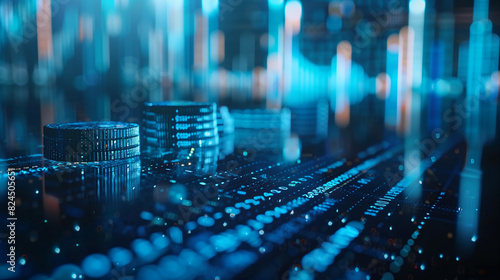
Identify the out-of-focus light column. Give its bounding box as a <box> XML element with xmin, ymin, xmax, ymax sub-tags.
<box><xmin>397</xmin><ymin>27</ymin><xmax>412</xmax><ymax>135</ymax></box>
<box><xmin>167</xmin><ymin>0</ymin><xmax>186</xmax><ymax>98</ymax></box>
<box><xmin>335</xmin><ymin>41</ymin><xmax>352</xmax><ymax>128</ymax></box>
<box><xmin>201</xmin><ymin>0</ymin><xmax>219</xmax><ymax>102</ymax></box>
<box><xmin>385</xmin><ymin>34</ymin><xmax>399</xmax><ymax>129</ymax></box>
<box><xmin>457</xmin><ymin>0</ymin><xmax>492</xmax><ymax>257</ymax></box>
<box><xmin>283</xmin><ymin>0</ymin><xmax>302</xmax><ymax>107</ymax></box>
<box><xmin>404</xmin><ymin>0</ymin><xmax>425</xmax><ymax>181</ymax></box>
<box><xmin>267</xmin><ymin>0</ymin><xmax>284</xmax><ymax>109</ymax></box>
<box><xmin>37</xmin><ymin>0</ymin><xmax>56</xmax><ymax>154</ymax></box>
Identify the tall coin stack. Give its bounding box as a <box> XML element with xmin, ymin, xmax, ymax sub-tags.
<box><xmin>43</xmin><ymin>122</ymin><xmax>140</xmax><ymax>162</ymax></box>
<box><xmin>142</xmin><ymin>101</ymin><xmax>219</xmax><ymax>151</ymax></box>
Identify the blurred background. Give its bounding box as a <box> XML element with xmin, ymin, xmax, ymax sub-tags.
<box><xmin>0</xmin><ymin>0</ymin><xmax>499</xmax><ymax>158</ymax></box>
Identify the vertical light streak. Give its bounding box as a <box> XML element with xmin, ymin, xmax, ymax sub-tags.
<box><xmin>283</xmin><ymin>0</ymin><xmax>301</xmax><ymax>106</ymax></box>
<box><xmin>267</xmin><ymin>0</ymin><xmax>284</xmax><ymax>109</ymax></box>
<box><xmin>437</xmin><ymin>12</ymin><xmax>455</xmax><ymax>78</ymax></box>
<box><xmin>385</xmin><ymin>34</ymin><xmax>399</xmax><ymax>129</ymax></box>
<box><xmin>167</xmin><ymin>0</ymin><xmax>185</xmax><ymax>90</ymax></box>
<box><xmin>335</xmin><ymin>41</ymin><xmax>352</xmax><ymax>128</ymax></box>
<box><xmin>201</xmin><ymin>0</ymin><xmax>219</xmax><ymax>102</ymax></box>
<box><xmin>404</xmin><ymin>0</ymin><xmax>425</xmax><ymax>182</ymax></box>
<box><xmin>36</xmin><ymin>0</ymin><xmax>53</xmax><ymax>60</ymax></box>
<box><xmin>427</xmin><ymin>40</ymin><xmax>444</xmax><ymax>130</ymax></box>
<box><xmin>457</xmin><ymin>0</ymin><xmax>493</xmax><ymax>258</ymax></box>
<box><xmin>397</xmin><ymin>27</ymin><xmax>412</xmax><ymax>134</ymax></box>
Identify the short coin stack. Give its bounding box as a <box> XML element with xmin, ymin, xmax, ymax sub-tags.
<box><xmin>142</xmin><ymin>101</ymin><xmax>219</xmax><ymax>150</ymax></box>
<box><xmin>43</xmin><ymin>122</ymin><xmax>140</xmax><ymax>162</ymax></box>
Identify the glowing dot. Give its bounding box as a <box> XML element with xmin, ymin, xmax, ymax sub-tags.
<box><xmin>456</xmin><ymin>257</ymin><xmax>460</xmax><ymax>261</ymax></box>
<box><xmin>243</xmin><ymin>151</ymin><xmax>248</xmax><ymax>156</ymax></box>
<box><xmin>384</xmin><ymin>254</ymin><xmax>389</xmax><ymax>259</ymax></box>
<box><xmin>74</xmin><ymin>225</ymin><xmax>81</xmax><ymax>232</ymax></box>
<box><xmin>35</xmin><ymin>190</ymin><xmax>39</xmax><ymax>194</ymax></box>
<box><xmin>259</xmin><ymin>230</ymin><xmax>265</xmax><ymax>235</ymax></box>
<box><xmin>420</xmin><ymin>264</ymin><xmax>425</xmax><ymax>270</ymax></box>
<box><xmin>471</xmin><ymin>235</ymin><xmax>477</xmax><ymax>242</ymax></box>
<box><xmin>328</xmin><ymin>221</ymin><xmax>333</xmax><ymax>226</ymax></box>
<box><xmin>19</xmin><ymin>258</ymin><xmax>26</xmax><ymax>265</ymax></box>
<box><xmin>439</xmin><ymin>254</ymin><xmax>443</xmax><ymax>258</ymax></box>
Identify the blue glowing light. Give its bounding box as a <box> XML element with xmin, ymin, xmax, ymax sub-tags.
<box><xmin>150</xmin><ymin>233</ymin><xmax>170</xmax><ymax>250</ymax></box>
<box><xmin>140</xmin><ymin>211</ymin><xmax>154</xmax><ymax>221</ymax></box>
<box><xmin>108</xmin><ymin>247</ymin><xmax>133</xmax><ymax>267</ymax></box>
<box><xmin>51</xmin><ymin>264</ymin><xmax>83</xmax><ymax>280</ymax></box>
<box><xmin>81</xmin><ymin>254</ymin><xmax>111</xmax><ymax>278</ymax></box>
<box><xmin>131</xmin><ymin>239</ymin><xmax>155</xmax><ymax>262</ymax></box>
<box><xmin>202</xmin><ymin>0</ymin><xmax>219</xmax><ymax>15</ymax></box>
<box><xmin>169</xmin><ymin>227</ymin><xmax>183</xmax><ymax>244</ymax></box>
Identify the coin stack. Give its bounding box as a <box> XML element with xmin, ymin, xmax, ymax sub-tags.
<box><xmin>216</xmin><ymin>106</ymin><xmax>235</xmax><ymax>137</ymax></box>
<box><xmin>287</xmin><ymin>100</ymin><xmax>329</xmax><ymax>140</ymax></box>
<box><xmin>142</xmin><ymin>101</ymin><xmax>219</xmax><ymax>151</ymax></box>
<box><xmin>217</xmin><ymin>106</ymin><xmax>235</xmax><ymax>158</ymax></box>
<box><xmin>231</xmin><ymin>109</ymin><xmax>291</xmax><ymax>151</ymax></box>
<box><xmin>43</xmin><ymin>122</ymin><xmax>140</xmax><ymax>162</ymax></box>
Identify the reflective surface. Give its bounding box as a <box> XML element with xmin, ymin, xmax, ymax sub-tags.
<box><xmin>1</xmin><ymin>127</ymin><xmax>500</xmax><ymax>279</ymax></box>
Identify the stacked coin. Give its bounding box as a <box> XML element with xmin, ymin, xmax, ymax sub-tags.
<box><xmin>142</xmin><ymin>101</ymin><xmax>219</xmax><ymax>150</ymax></box>
<box><xmin>43</xmin><ymin>122</ymin><xmax>140</xmax><ymax>162</ymax></box>
<box><xmin>287</xmin><ymin>100</ymin><xmax>329</xmax><ymax>140</ymax></box>
<box><xmin>231</xmin><ymin>109</ymin><xmax>291</xmax><ymax>151</ymax></box>
<box><xmin>217</xmin><ymin>106</ymin><xmax>235</xmax><ymax>137</ymax></box>
<box><xmin>217</xmin><ymin>106</ymin><xmax>235</xmax><ymax>159</ymax></box>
